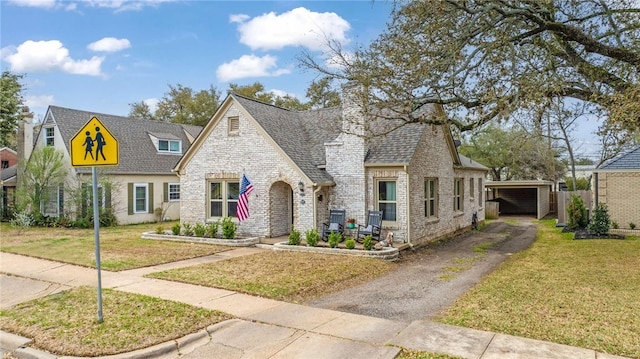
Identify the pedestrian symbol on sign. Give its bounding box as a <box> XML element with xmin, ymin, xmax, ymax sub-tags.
<box><xmin>70</xmin><ymin>117</ymin><xmax>119</xmax><ymax>167</ymax></box>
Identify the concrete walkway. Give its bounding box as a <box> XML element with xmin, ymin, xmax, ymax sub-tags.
<box><xmin>0</xmin><ymin>251</ymin><xmax>629</xmax><ymax>359</ymax></box>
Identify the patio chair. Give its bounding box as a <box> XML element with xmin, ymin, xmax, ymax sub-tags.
<box><xmin>356</xmin><ymin>210</ymin><xmax>383</xmax><ymax>243</ymax></box>
<box><xmin>321</xmin><ymin>209</ymin><xmax>346</xmax><ymax>241</ymax></box>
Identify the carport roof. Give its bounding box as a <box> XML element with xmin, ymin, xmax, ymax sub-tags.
<box><xmin>485</xmin><ymin>180</ymin><xmax>554</xmax><ymax>188</ymax></box>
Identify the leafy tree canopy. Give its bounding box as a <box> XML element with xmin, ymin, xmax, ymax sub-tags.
<box><xmin>16</xmin><ymin>146</ymin><xmax>67</xmax><ymax>215</ymax></box>
<box><xmin>300</xmin><ymin>0</ymin><xmax>639</xmax><ymax>133</ymax></box>
<box><xmin>0</xmin><ymin>71</ymin><xmax>25</xmax><ymax>148</ymax></box>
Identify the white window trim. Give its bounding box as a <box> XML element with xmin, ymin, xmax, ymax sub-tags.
<box><xmin>454</xmin><ymin>178</ymin><xmax>464</xmax><ymax>212</ymax></box>
<box><xmin>375</xmin><ymin>178</ymin><xmax>397</xmax><ymax>224</ymax></box>
<box><xmin>41</xmin><ymin>185</ymin><xmax>61</xmax><ymax>217</ymax></box>
<box><xmin>469</xmin><ymin>177</ymin><xmax>475</xmax><ymax>201</ymax></box>
<box><xmin>134</xmin><ymin>183</ymin><xmax>148</xmax><ymax>214</ymax></box>
<box><xmin>158</xmin><ymin>139</ymin><xmax>182</xmax><ymax>154</ymax></box>
<box><xmin>168</xmin><ymin>183</ymin><xmax>180</xmax><ymax>201</ymax></box>
<box><xmin>45</xmin><ymin>127</ymin><xmax>55</xmax><ymax>146</ymax></box>
<box><xmin>425</xmin><ymin>178</ymin><xmax>438</xmax><ymax>219</ymax></box>
<box><xmin>208</xmin><ymin>180</ymin><xmax>239</xmax><ymax>219</ymax></box>
<box><xmin>87</xmin><ymin>184</ymin><xmax>106</xmax><ymax>209</ymax></box>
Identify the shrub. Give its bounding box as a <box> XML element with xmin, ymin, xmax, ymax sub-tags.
<box><xmin>612</xmin><ymin>221</ymin><xmax>619</xmax><ymax>229</ymax></box>
<box><xmin>567</xmin><ymin>194</ymin><xmax>588</xmax><ymax>229</ymax></box>
<box><xmin>288</xmin><ymin>227</ymin><xmax>301</xmax><ymax>245</ymax></box>
<box><xmin>363</xmin><ymin>235</ymin><xmax>373</xmax><ymax>250</ymax></box>
<box><xmin>72</xmin><ymin>217</ymin><xmax>91</xmax><ymax>229</ymax></box>
<box><xmin>155</xmin><ymin>225</ymin><xmax>164</xmax><ymax>234</ymax></box>
<box><xmin>193</xmin><ymin>223</ymin><xmax>206</xmax><ymax>237</ymax></box>
<box><xmin>305</xmin><ymin>228</ymin><xmax>319</xmax><ymax>247</ymax></box>
<box><xmin>221</xmin><ymin>217</ymin><xmax>236</xmax><ymax>239</ymax></box>
<box><xmin>587</xmin><ymin>203</ymin><xmax>610</xmax><ymax>236</ymax></box>
<box><xmin>345</xmin><ymin>238</ymin><xmax>356</xmax><ymax>249</ymax></box>
<box><xmin>171</xmin><ymin>223</ymin><xmax>181</xmax><ymax>235</ymax></box>
<box><xmin>328</xmin><ymin>231</ymin><xmax>341</xmax><ymax>248</ymax></box>
<box><xmin>630</xmin><ymin>222</ymin><xmax>637</xmax><ymax>230</ymax></box>
<box><xmin>10</xmin><ymin>211</ymin><xmax>33</xmax><ymax>229</ymax></box>
<box><xmin>182</xmin><ymin>223</ymin><xmax>194</xmax><ymax>236</ymax></box>
<box><xmin>206</xmin><ymin>222</ymin><xmax>219</xmax><ymax>238</ymax></box>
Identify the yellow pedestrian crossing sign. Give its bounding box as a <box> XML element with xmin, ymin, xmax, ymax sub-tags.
<box><xmin>70</xmin><ymin>116</ymin><xmax>119</xmax><ymax>167</ymax></box>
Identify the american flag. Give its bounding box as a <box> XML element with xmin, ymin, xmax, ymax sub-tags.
<box><xmin>236</xmin><ymin>173</ymin><xmax>254</xmax><ymax>221</ymax></box>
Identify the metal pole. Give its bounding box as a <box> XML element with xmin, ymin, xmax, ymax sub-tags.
<box><xmin>92</xmin><ymin>166</ymin><xmax>103</xmax><ymax>323</ymax></box>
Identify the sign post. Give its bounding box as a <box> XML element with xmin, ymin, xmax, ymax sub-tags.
<box><xmin>70</xmin><ymin>117</ymin><xmax>119</xmax><ymax>323</ymax></box>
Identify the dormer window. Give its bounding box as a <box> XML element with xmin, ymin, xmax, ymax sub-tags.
<box><xmin>158</xmin><ymin>139</ymin><xmax>181</xmax><ymax>153</ymax></box>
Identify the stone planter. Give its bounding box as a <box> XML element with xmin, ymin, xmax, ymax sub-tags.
<box><xmin>141</xmin><ymin>232</ymin><xmax>260</xmax><ymax>247</ymax></box>
<box><xmin>271</xmin><ymin>242</ymin><xmax>399</xmax><ymax>261</ymax></box>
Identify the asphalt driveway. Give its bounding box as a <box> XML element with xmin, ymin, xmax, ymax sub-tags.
<box><xmin>306</xmin><ymin>217</ymin><xmax>538</xmax><ymax>322</ymax></box>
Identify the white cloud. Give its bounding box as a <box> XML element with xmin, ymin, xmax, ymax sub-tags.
<box><xmin>2</xmin><ymin>40</ymin><xmax>104</xmax><ymax>76</ymax></box>
<box><xmin>88</xmin><ymin>37</ymin><xmax>131</xmax><ymax>52</ymax></box>
<box><xmin>81</xmin><ymin>0</ymin><xmax>173</xmax><ymax>12</ymax></box>
<box><xmin>7</xmin><ymin>0</ymin><xmax>56</xmax><ymax>8</ymax></box>
<box><xmin>143</xmin><ymin>98</ymin><xmax>159</xmax><ymax>113</ymax></box>
<box><xmin>229</xmin><ymin>14</ymin><xmax>250</xmax><ymax>23</ymax></box>
<box><xmin>25</xmin><ymin>94</ymin><xmax>55</xmax><ymax>108</ymax></box>
<box><xmin>234</xmin><ymin>7</ymin><xmax>350</xmax><ymax>51</ymax></box>
<box><xmin>216</xmin><ymin>54</ymin><xmax>291</xmax><ymax>82</ymax></box>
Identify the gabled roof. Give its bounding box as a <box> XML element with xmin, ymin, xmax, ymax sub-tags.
<box><xmin>597</xmin><ymin>146</ymin><xmax>640</xmax><ymax>171</ymax></box>
<box><xmin>0</xmin><ymin>164</ymin><xmax>17</xmax><ymax>184</ymax></box>
<box><xmin>45</xmin><ymin>106</ymin><xmax>203</xmax><ymax>174</ymax></box>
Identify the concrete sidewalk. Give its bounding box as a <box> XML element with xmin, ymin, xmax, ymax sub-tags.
<box><xmin>0</xmin><ymin>251</ymin><xmax>630</xmax><ymax>359</ymax></box>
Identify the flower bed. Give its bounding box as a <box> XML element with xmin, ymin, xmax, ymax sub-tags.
<box><xmin>271</xmin><ymin>242</ymin><xmax>399</xmax><ymax>261</ymax></box>
<box><xmin>141</xmin><ymin>232</ymin><xmax>260</xmax><ymax>247</ymax></box>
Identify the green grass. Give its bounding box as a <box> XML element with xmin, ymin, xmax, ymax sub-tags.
<box><xmin>148</xmin><ymin>251</ymin><xmax>396</xmax><ymax>303</ymax></box>
<box><xmin>0</xmin><ymin>222</ymin><xmax>232</xmax><ymax>271</ymax></box>
<box><xmin>396</xmin><ymin>348</ymin><xmax>462</xmax><ymax>359</ymax></box>
<box><xmin>472</xmin><ymin>241</ymin><xmax>495</xmax><ymax>253</ymax></box>
<box><xmin>0</xmin><ymin>286</ymin><xmax>232</xmax><ymax>357</ymax></box>
<box><xmin>439</xmin><ymin>219</ymin><xmax>640</xmax><ymax>358</ymax></box>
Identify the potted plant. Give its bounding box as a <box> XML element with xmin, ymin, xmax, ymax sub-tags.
<box><xmin>347</xmin><ymin>218</ymin><xmax>356</xmax><ymax>229</ymax></box>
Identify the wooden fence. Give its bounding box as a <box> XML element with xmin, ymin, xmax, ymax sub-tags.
<box><xmin>556</xmin><ymin>190</ymin><xmax>592</xmax><ymax>226</ymax></box>
<box><xmin>485</xmin><ymin>201</ymin><xmax>499</xmax><ymax>219</ymax></box>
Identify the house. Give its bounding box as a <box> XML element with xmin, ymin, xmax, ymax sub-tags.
<box><xmin>0</xmin><ymin>147</ymin><xmax>18</xmax><ymax>219</ymax></box>
<box><xmin>592</xmin><ymin>146</ymin><xmax>640</xmax><ymax>229</ymax></box>
<box><xmin>174</xmin><ymin>89</ymin><xmax>488</xmax><ymax>246</ymax></box>
<box><xmin>24</xmin><ymin>106</ymin><xmax>203</xmax><ymax>224</ymax></box>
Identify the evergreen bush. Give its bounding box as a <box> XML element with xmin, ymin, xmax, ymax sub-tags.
<box><xmin>567</xmin><ymin>194</ymin><xmax>588</xmax><ymax>229</ymax></box>
<box><xmin>288</xmin><ymin>227</ymin><xmax>301</xmax><ymax>245</ymax></box>
<box><xmin>171</xmin><ymin>223</ymin><xmax>181</xmax><ymax>235</ymax></box>
<box><xmin>328</xmin><ymin>231</ymin><xmax>341</xmax><ymax>248</ymax></box>
<box><xmin>362</xmin><ymin>235</ymin><xmax>374</xmax><ymax>250</ymax></box>
<box><xmin>345</xmin><ymin>238</ymin><xmax>356</xmax><ymax>249</ymax></box>
<box><xmin>206</xmin><ymin>222</ymin><xmax>219</xmax><ymax>238</ymax></box>
<box><xmin>587</xmin><ymin>203</ymin><xmax>610</xmax><ymax>236</ymax></box>
<box><xmin>305</xmin><ymin>228</ymin><xmax>319</xmax><ymax>247</ymax></box>
<box><xmin>193</xmin><ymin>223</ymin><xmax>206</xmax><ymax>237</ymax></box>
<box><xmin>221</xmin><ymin>217</ymin><xmax>236</xmax><ymax>239</ymax></box>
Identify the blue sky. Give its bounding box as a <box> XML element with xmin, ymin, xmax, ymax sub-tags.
<box><xmin>1</xmin><ymin>0</ymin><xmax>393</xmax><ymax>121</ymax></box>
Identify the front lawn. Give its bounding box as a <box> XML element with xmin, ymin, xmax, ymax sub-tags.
<box><xmin>148</xmin><ymin>251</ymin><xmax>396</xmax><ymax>303</ymax></box>
<box><xmin>0</xmin><ymin>222</ymin><xmax>232</xmax><ymax>271</ymax></box>
<box><xmin>439</xmin><ymin>219</ymin><xmax>640</xmax><ymax>358</ymax></box>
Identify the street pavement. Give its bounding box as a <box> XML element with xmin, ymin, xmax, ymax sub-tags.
<box><xmin>0</xmin><ymin>249</ymin><xmax>631</xmax><ymax>359</ymax></box>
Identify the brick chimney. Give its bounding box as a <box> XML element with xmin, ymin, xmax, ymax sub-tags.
<box><xmin>17</xmin><ymin>106</ymin><xmax>34</xmax><ymax>162</ymax></box>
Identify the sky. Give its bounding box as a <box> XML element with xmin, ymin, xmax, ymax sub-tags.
<box><xmin>1</xmin><ymin>0</ymin><xmax>393</xmax><ymax>120</ymax></box>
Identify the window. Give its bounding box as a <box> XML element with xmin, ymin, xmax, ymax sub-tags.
<box><xmin>158</xmin><ymin>139</ymin><xmax>181</xmax><ymax>153</ymax></box>
<box><xmin>168</xmin><ymin>183</ymin><xmax>180</xmax><ymax>201</ymax></box>
<box><xmin>208</xmin><ymin>180</ymin><xmax>239</xmax><ymax>218</ymax></box>
<box><xmin>478</xmin><ymin>178</ymin><xmax>483</xmax><ymax>206</ymax></box>
<box><xmin>454</xmin><ymin>178</ymin><xmax>464</xmax><ymax>212</ymax></box>
<box><xmin>424</xmin><ymin>178</ymin><xmax>438</xmax><ymax>218</ymax></box>
<box><xmin>228</xmin><ymin>117</ymin><xmax>239</xmax><ymax>136</ymax></box>
<box><xmin>376</xmin><ymin>180</ymin><xmax>397</xmax><ymax>222</ymax></box>
<box><xmin>45</xmin><ymin>127</ymin><xmax>55</xmax><ymax>146</ymax></box>
<box><xmin>470</xmin><ymin>178</ymin><xmax>475</xmax><ymax>200</ymax></box>
<box><xmin>41</xmin><ymin>186</ymin><xmax>63</xmax><ymax>217</ymax></box>
<box><xmin>134</xmin><ymin>183</ymin><xmax>148</xmax><ymax>213</ymax></box>
<box><xmin>1</xmin><ymin>160</ymin><xmax>8</xmax><ymax>169</ymax></box>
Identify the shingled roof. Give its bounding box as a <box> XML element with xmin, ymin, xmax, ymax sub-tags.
<box><xmin>46</xmin><ymin>106</ymin><xmax>203</xmax><ymax>174</ymax></box>
<box><xmin>597</xmin><ymin>146</ymin><xmax>640</xmax><ymax>171</ymax></box>
<box><xmin>230</xmin><ymin>95</ymin><xmax>470</xmax><ymax>182</ymax></box>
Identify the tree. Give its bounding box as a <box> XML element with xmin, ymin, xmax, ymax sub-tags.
<box><xmin>128</xmin><ymin>101</ymin><xmax>155</xmax><ymax>121</ymax></box>
<box><xmin>306</xmin><ymin>77</ymin><xmax>341</xmax><ymax>109</ymax></box>
<box><xmin>155</xmin><ymin>84</ymin><xmax>221</xmax><ymax>126</ymax></box>
<box><xmin>300</xmin><ymin>0</ymin><xmax>639</xmax><ymax>133</ymax></box>
<box><xmin>0</xmin><ymin>71</ymin><xmax>25</xmax><ymax>148</ymax></box>
<box><xmin>16</xmin><ymin>146</ymin><xmax>67</xmax><ymax>216</ymax></box>
<box><xmin>459</xmin><ymin>123</ymin><xmax>566</xmax><ymax>181</ymax></box>
<box><xmin>228</xmin><ymin>82</ymin><xmax>275</xmax><ymax>104</ymax></box>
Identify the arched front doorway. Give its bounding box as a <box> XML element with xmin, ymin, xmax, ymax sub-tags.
<box><xmin>269</xmin><ymin>181</ymin><xmax>293</xmax><ymax>237</ymax></box>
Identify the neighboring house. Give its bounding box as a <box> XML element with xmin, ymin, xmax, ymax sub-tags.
<box><xmin>593</xmin><ymin>146</ymin><xmax>640</xmax><ymax>229</ymax></box>
<box><xmin>26</xmin><ymin>106</ymin><xmax>203</xmax><ymax>224</ymax></box>
<box><xmin>175</xmin><ymin>91</ymin><xmax>488</xmax><ymax>246</ymax></box>
<box><xmin>0</xmin><ymin>147</ymin><xmax>18</xmax><ymax>219</ymax></box>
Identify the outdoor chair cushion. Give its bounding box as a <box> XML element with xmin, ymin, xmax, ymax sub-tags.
<box><xmin>329</xmin><ymin>223</ymin><xmax>340</xmax><ymax>231</ymax></box>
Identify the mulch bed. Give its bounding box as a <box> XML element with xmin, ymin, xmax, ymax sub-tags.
<box><xmin>562</xmin><ymin>227</ymin><xmax>626</xmax><ymax>240</ymax></box>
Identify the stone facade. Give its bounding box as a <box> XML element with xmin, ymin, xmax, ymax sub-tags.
<box><xmin>595</xmin><ymin>171</ymin><xmax>640</xmax><ymax>229</ymax></box>
<box><xmin>180</xmin><ymin>103</ymin><xmax>313</xmax><ymax>237</ymax></box>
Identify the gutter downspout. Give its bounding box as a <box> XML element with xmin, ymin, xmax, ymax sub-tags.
<box><xmin>313</xmin><ymin>185</ymin><xmax>322</xmax><ymax>230</ymax></box>
<box><xmin>404</xmin><ymin>165</ymin><xmax>411</xmax><ymax>246</ymax></box>
<box><xmin>594</xmin><ymin>173</ymin><xmax>599</xmax><ymax>206</ymax></box>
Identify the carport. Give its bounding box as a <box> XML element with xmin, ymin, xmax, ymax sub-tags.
<box><xmin>485</xmin><ymin>181</ymin><xmax>553</xmax><ymax>219</ymax></box>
